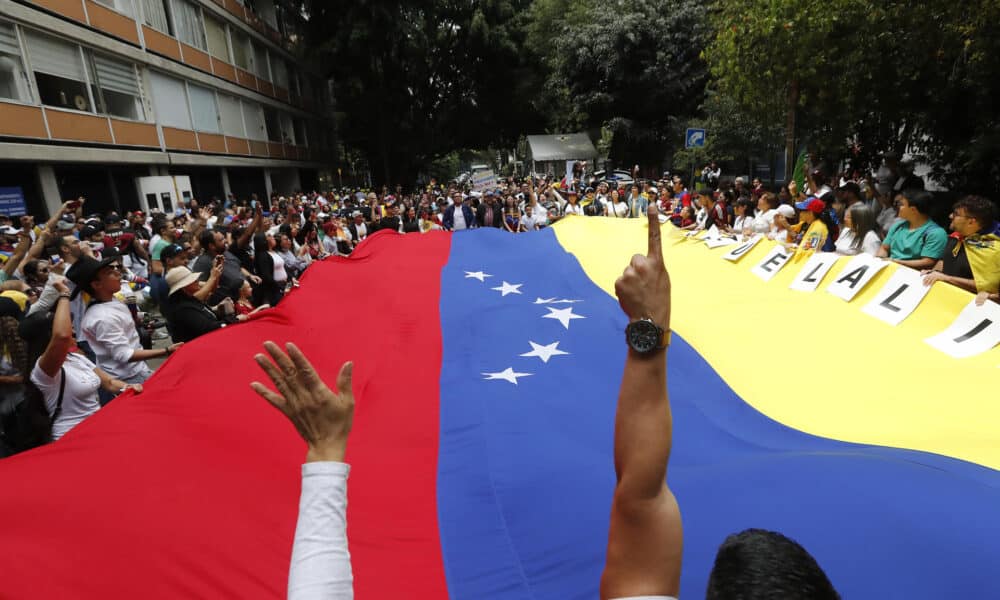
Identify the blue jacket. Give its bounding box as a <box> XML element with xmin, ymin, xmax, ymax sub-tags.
<box><xmin>443</xmin><ymin>204</ymin><xmax>477</xmax><ymax>230</ymax></box>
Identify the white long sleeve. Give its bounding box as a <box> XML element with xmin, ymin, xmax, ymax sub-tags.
<box><xmin>288</xmin><ymin>462</ymin><xmax>353</xmax><ymax>600</ymax></box>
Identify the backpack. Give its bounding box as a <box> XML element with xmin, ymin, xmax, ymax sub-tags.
<box><xmin>0</xmin><ymin>368</ymin><xmax>65</xmax><ymax>456</ymax></box>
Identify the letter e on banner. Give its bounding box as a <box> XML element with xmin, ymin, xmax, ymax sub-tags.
<box><xmin>861</xmin><ymin>266</ymin><xmax>932</xmax><ymax>326</ymax></box>
<box><xmin>789</xmin><ymin>252</ymin><xmax>840</xmax><ymax>292</ymax></box>
<box><xmin>826</xmin><ymin>254</ymin><xmax>889</xmax><ymax>301</ymax></box>
<box><xmin>751</xmin><ymin>246</ymin><xmax>792</xmax><ymax>282</ymax></box>
<box><xmin>722</xmin><ymin>235</ymin><xmax>763</xmax><ymax>262</ymax></box>
<box><xmin>925</xmin><ymin>300</ymin><xmax>1000</xmax><ymax>358</ymax></box>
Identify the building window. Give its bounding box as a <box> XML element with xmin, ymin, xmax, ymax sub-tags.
<box><xmin>0</xmin><ymin>21</ymin><xmax>31</xmax><ymax>103</ymax></box>
<box><xmin>170</xmin><ymin>0</ymin><xmax>206</xmax><ymax>51</ymax></box>
<box><xmin>148</xmin><ymin>71</ymin><xmax>191</xmax><ymax>129</ymax></box>
<box><xmin>241</xmin><ymin>100</ymin><xmax>266</xmax><ymax>141</ymax></box>
<box><xmin>230</xmin><ymin>30</ymin><xmax>251</xmax><ymax>71</ymax></box>
<box><xmin>271</xmin><ymin>57</ymin><xmax>289</xmax><ymax>90</ymax></box>
<box><xmin>141</xmin><ymin>0</ymin><xmax>172</xmax><ymax>35</ymax></box>
<box><xmin>93</xmin><ymin>0</ymin><xmax>135</xmax><ymax>17</ymax></box>
<box><xmin>91</xmin><ymin>53</ymin><xmax>144</xmax><ymax>120</ymax></box>
<box><xmin>187</xmin><ymin>83</ymin><xmax>219</xmax><ymax>133</ymax></box>
<box><xmin>204</xmin><ymin>16</ymin><xmax>230</xmax><ymax>63</ymax></box>
<box><xmin>252</xmin><ymin>43</ymin><xmax>269</xmax><ymax>81</ymax></box>
<box><xmin>25</xmin><ymin>31</ymin><xmax>93</xmax><ymax>112</ymax></box>
<box><xmin>218</xmin><ymin>94</ymin><xmax>244</xmax><ymax>137</ymax></box>
<box><xmin>263</xmin><ymin>106</ymin><xmax>280</xmax><ymax>142</ymax></box>
<box><xmin>293</xmin><ymin>118</ymin><xmax>307</xmax><ymax>147</ymax></box>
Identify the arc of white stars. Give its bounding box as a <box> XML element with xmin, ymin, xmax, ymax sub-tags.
<box><xmin>491</xmin><ymin>281</ymin><xmax>523</xmax><ymax>296</ymax></box>
<box><xmin>482</xmin><ymin>367</ymin><xmax>532</xmax><ymax>384</ymax></box>
<box><xmin>465</xmin><ymin>271</ymin><xmax>493</xmax><ymax>282</ymax></box>
<box><xmin>520</xmin><ymin>341</ymin><xmax>569</xmax><ymax>363</ymax></box>
<box><xmin>543</xmin><ymin>306</ymin><xmax>585</xmax><ymax>329</ymax></box>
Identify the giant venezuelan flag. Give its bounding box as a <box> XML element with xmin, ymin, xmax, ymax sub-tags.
<box><xmin>1</xmin><ymin>217</ymin><xmax>999</xmax><ymax>599</ymax></box>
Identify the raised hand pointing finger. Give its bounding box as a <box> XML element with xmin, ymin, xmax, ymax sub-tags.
<box><xmin>647</xmin><ymin>203</ymin><xmax>663</xmax><ymax>263</ymax></box>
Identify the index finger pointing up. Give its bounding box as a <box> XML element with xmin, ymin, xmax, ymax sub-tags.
<box><xmin>647</xmin><ymin>203</ymin><xmax>663</xmax><ymax>261</ymax></box>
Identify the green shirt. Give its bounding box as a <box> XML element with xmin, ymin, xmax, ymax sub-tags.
<box><xmin>151</xmin><ymin>239</ymin><xmax>169</xmax><ymax>261</ymax></box>
<box><xmin>884</xmin><ymin>219</ymin><xmax>948</xmax><ymax>261</ymax></box>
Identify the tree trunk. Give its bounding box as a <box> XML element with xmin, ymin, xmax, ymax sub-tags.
<box><xmin>784</xmin><ymin>79</ymin><xmax>800</xmax><ymax>183</ymax></box>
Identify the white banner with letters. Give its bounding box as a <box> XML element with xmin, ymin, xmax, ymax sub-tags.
<box><xmin>751</xmin><ymin>246</ymin><xmax>793</xmax><ymax>282</ymax></box>
<box><xmin>789</xmin><ymin>252</ymin><xmax>840</xmax><ymax>292</ymax></box>
<box><xmin>826</xmin><ymin>254</ymin><xmax>889</xmax><ymax>301</ymax></box>
<box><xmin>925</xmin><ymin>299</ymin><xmax>1000</xmax><ymax>358</ymax></box>
<box><xmin>862</xmin><ymin>267</ymin><xmax>932</xmax><ymax>326</ymax></box>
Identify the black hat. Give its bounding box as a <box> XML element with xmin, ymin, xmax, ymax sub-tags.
<box><xmin>160</xmin><ymin>243</ymin><xmax>185</xmax><ymax>261</ymax></box>
<box><xmin>65</xmin><ymin>255</ymin><xmax>120</xmax><ymax>299</ymax></box>
<box><xmin>79</xmin><ymin>225</ymin><xmax>100</xmax><ymax>239</ymax></box>
<box><xmin>104</xmin><ymin>212</ymin><xmax>122</xmax><ymax>225</ymax></box>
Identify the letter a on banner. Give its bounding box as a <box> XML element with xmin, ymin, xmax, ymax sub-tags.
<box><xmin>861</xmin><ymin>266</ymin><xmax>933</xmax><ymax>326</ymax></box>
<box><xmin>722</xmin><ymin>235</ymin><xmax>763</xmax><ymax>262</ymax></box>
<box><xmin>826</xmin><ymin>254</ymin><xmax>889</xmax><ymax>301</ymax></box>
<box><xmin>789</xmin><ymin>252</ymin><xmax>840</xmax><ymax>292</ymax></box>
<box><xmin>751</xmin><ymin>246</ymin><xmax>793</xmax><ymax>282</ymax></box>
<box><xmin>925</xmin><ymin>299</ymin><xmax>1000</xmax><ymax>358</ymax></box>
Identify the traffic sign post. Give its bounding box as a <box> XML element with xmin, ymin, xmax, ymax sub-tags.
<box><xmin>685</xmin><ymin>128</ymin><xmax>706</xmax><ymax>149</ymax></box>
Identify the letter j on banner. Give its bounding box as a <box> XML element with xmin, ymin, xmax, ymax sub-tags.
<box><xmin>862</xmin><ymin>267</ymin><xmax>933</xmax><ymax>326</ymax></box>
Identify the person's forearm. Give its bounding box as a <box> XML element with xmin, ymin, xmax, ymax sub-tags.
<box><xmin>615</xmin><ymin>349</ymin><xmax>670</xmax><ymax>499</ymax></box>
<box><xmin>4</xmin><ymin>238</ymin><xmax>31</xmax><ymax>276</ymax></box>
<box><xmin>936</xmin><ymin>274</ymin><xmax>979</xmax><ymax>293</ymax></box>
<box><xmin>288</xmin><ymin>462</ymin><xmax>353</xmax><ymax>600</ymax></box>
<box><xmin>194</xmin><ymin>275</ymin><xmax>220</xmax><ymax>302</ymax></box>
<box><xmin>894</xmin><ymin>257</ymin><xmax>936</xmax><ymax>270</ymax></box>
<box><xmin>129</xmin><ymin>347</ymin><xmax>171</xmax><ymax>362</ymax></box>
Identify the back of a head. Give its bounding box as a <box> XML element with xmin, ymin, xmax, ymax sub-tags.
<box><xmin>706</xmin><ymin>529</ymin><xmax>840</xmax><ymax>600</ymax></box>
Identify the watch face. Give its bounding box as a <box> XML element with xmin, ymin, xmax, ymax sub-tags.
<box><xmin>628</xmin><ymin>320</ymin><xmax>661</xmax><ymax>353</ymax></box>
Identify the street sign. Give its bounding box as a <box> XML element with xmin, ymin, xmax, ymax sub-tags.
<box><xmin>685</xmin><ymin>128</ymin><xmax>706</xmax><ymax>149</ymax></box>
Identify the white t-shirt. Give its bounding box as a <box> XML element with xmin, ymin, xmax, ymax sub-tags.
<box><xmin>563</xmin><ymin>203</ymin><xmax>584</xmax><ymax>216</ymax></box>
<box><xmin>608</xmin><ymin>201</ymin><xmax>629</xmax><ymax>218</ymax></box>
<box><xmin>30</xmin><ymin>352</ymin><xmax>101</xmax><ymax>441</ymax></box>
<box><xmin>452</xmin><ymin>206</ymin><xmax>468</xmax><ymax>231</ymax></box>
<box><xmin>270</xmin><ymin>250</ymin><xmax>288</xmax><ymax>282</ymax></box>
<box><xmin>521</xmin><ymin>213</ymin><xmax>542</xmax><ymax>231</ymax></box>
<box><xmin>751</xmin><ymin>208</ymin><xmax>775</xmax><ymax>234</ymax></box>
<box><xmin>834</xmin><ymin>229</ymin><xmax>882</xmax><ymax>256</ymax></box>
<box><xmin>81</xmin><ymin>300</ymin><xmax>151</xmax><ymax>382</ymax></box>
<box><xmin>732</xmin><ymin>215</ymin><xmax>753</xmax><ymax>233</ymax></box>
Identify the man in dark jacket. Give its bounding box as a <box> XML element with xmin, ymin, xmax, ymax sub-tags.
<box><xmin>443</xmin><ymin>193</ymin><xmax>477</xmax><ymax>231</ymax></box>
<box><xmin>476</xmin><ymin>191</ymin><xmax>503</xmax><ymax>228</ymax></box>
<box><xmin>164</xmin><ymin>266</ymin><xmax>226</xmax><ymax>343</ymax></box>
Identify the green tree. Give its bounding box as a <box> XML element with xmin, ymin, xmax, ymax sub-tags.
<box><xmin>299</xmin><ymin>0</ymin><xmax>541</xmax><ymax>184</ymax></box>
<box><xmin>530</xmin><ymin>0</ymin><xmax>710</xmax><ymax>169</ymax></box>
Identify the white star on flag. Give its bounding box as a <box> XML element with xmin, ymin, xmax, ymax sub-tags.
<box><xmin>519</xmin><ymin>341</ymin><xmax>569</xmax><ymax>363</ymax></box>
<box><xmin>482</xmin><ymin>367</ymin><xmax>532</xmax><ymax>384</ymax></box>
<box><xmin>491</xmin><ymin>281</ymin><xmax>523</xmax><ymax>296</ymax></box>
<box><xmin>465</xmin><ymin>271</ymin><xmax>493</xmax><ymax>282</ymax></box>
<box><xmin>543</xmin><ymin>306</ymin><xmax>585</xmax><ymax>329</ymax></box>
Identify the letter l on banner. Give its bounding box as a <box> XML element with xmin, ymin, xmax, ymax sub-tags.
<box><xmin>862</xmin><ymin>266</ymin><xmax>933</xmax><ymax>326</ymax></box>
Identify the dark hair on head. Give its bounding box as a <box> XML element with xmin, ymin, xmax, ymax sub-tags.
<box><xmin>736</xmin><ymin>197</ymin><xmax>755</xmax><ymax>217</ymax></box>
<box><xmin>761</xmin><ymin>192</ymin><xmax>779</xmax><ymax>210</ymax></box>
<box><xmin>899</xmin><ymin>189</ymin><xmax>933</xmax><ymax>215</ymax></box>
<box><xmin>952</xmin><ymin>195</ymin><xmax>995</xmax><ymax>228</ymax></box>
<box><xmin>198</xmin><ymin>229</ymin><xmax>215</xmax><ymax>251</ymax></box>
<box><xmin>706</xmin><ymin>529</ymin><xmax>840</xmax><ymax>600</ymax></box>
<box><xmin>23</xmin><ymin>259</ymin><xmax>43</xmax><ymax>281</ymax></box>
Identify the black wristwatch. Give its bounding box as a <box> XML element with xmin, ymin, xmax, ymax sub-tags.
<box><xmin>625</xmin><ymin>318</ymin><xmax>670</xmax><ymax>354</ymax></box>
